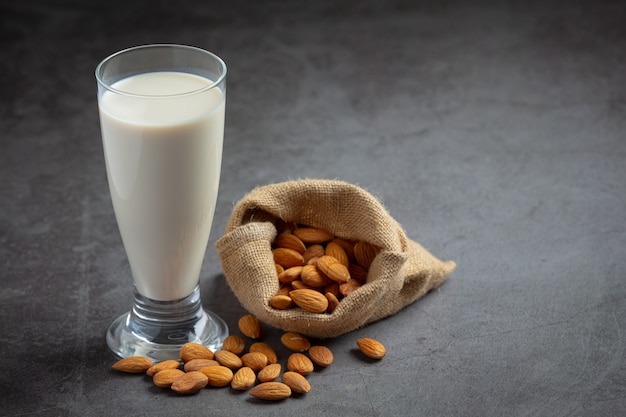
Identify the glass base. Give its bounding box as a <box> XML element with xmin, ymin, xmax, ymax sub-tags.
<box><xmin>106</xmin><ymin>285</ymin><xmax>228</xmax><ymax>362</ymax></box>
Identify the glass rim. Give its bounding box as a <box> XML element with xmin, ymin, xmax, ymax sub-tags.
<box><xmin>95</xmin><ymin>43</ymin><xmax>227</xmax><ymax>98</ymax></box>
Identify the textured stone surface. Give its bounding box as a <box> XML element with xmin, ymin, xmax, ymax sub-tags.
<box><xmin>1</xmin><ymin>0</ymin><xmax>625</xmax><ymax>416</ymax></box>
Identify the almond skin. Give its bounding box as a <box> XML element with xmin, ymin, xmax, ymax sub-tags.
<box><xmin>356</xmin><ymin>337</ymin><xmax>387</xmax><ymax>360</ymax></box>
<box><xmin>171</xmin><ymin>371</ymin><xmax>208</xmax><ymax>395</ymax></box>
<box><xmin>293</xmin><ymin>227</ymin><xmax>334</xmax><ymax>244</ymax></box>
<box><xmin>112</xmin><ymin>356</ymin><xmax>152</xmax><ymax>373</ymax></box>
<box><xmin>289</xmin><ymin>289</ymin><xmax>329</xmax><ymax>313</ymax></box>
<box><xmin>214</xmin><ymin>350</ymin><xmax>243</xmax><ymax>370</ymax></box>
<box><xmin>153</xmin><ymin>368</ymin><xmax>185</xmax><ymax>388</ymax></box>
<box><xmin>308</xmin><ymin>345</ymin><xmax>334</xmax><ymax>367</ymax></box>
<box><xmin>317</xmin><ymin>255</ymin><xmax>351</xmax><ymax>283</ymax></box>
<box><xmin>231</xmin><ymin>367</ymin><xmax>256</xmax><ymax>391</ymax></box>
<box><xmin>238</xmin><ymin>314</ymin><xmax>262</xmax><ymax>339</ymax></box>
<box><xmin>257</xmin><ymin>363</ymin><xmax>282</xmax><ymax>383</ymax></box>
<box><xmin>272</xmin><ymin>248</ymin><xmax>305</xmax><ymax>269</ymax></box>
<box><xmin>249</xmin><ymin>382</ymin><xmax>292</xmax><ymax>401</ymax></box>
<box><xmin>281</xmin><ymin>371</ymin><xmax>311</xmax><ymax>394</ymax></box>
<box><xmin>287</xmin><ymin>353</ymin><xmax>314</xmax><ymax>375</ymax></box>
<box><xmin>278</xmin><ymin>266</ymin><xmax>303</xmax><ymax>284</ymax></box>
<box><xmin>249</xmin><ymin>342</ymin><xmax>278</xmax><ymax>364</ymax></box>
<box><xmin>280</xmin><ymin>332</ymin><xmax>311</xmax><ymax>352</ymax></box>
<box><xmin>241</xmin><ymin>352</ymin><xmax>268</xmax><ymax>372</ymax></box>
<box><xmin>180</xmin><ymin>342</ymin><xmax>214</xmax><ymax>363</ymax></box>
<box><xmin>146</xmin><ymin>359</ymin><xmax>181</xmax><ymax>377</ymax></box>
<box><xmin>199</xmin><ymin>365</ymin><xmax>234</xmax><ymax>387</ymax></box>
<box><xmin>222</xmin><ymin>335</ymin><xmax>246</xmax><ymax>355</ymax></box>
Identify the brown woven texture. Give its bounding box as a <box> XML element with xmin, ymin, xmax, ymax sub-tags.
<box><xmin>215</xmin><ymin>179</ymin><xmax>456</xmax><ymax>338</ymax></box>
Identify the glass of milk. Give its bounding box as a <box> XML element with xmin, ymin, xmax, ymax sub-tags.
<box><xmin>96</xmin><ymin>44</ymin><xmax>229</xmax><ymax>361</ymax></box>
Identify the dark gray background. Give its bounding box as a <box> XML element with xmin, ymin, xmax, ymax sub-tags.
<box><xmin>1</xmin><ymin>0</ymin><xmax>625</xmax><ymax>416</ymax></box>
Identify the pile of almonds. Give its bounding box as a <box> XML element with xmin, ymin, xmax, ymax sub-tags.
<box><xmin>270</xmin><ymin>224</ymin><xmax>381</xmax><ymax>314</ymax></box>
<box><xmin>112</xmin><ymin>314</ymin><xmax>387</xmax><ymax>400</ymax></box>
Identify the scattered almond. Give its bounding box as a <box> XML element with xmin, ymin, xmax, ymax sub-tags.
<box><xmin>184</xmin><ymin>358</ymin><xmax>219</xmax><ymax>372</ymax></box>
<box><xmin>222</xmin><ymin>335</ymin><xmax>246</xmax><ymax>355</ymax></box>
<box><xmin>153</xmin><ymin>368</ymin><xmax>185</xmax><ymax>388</ymax></box>
<box><xmin>257</xmin><ymin>363</ymin><xmax>282</xmax><ymax>383</ymax></box>
<box><xmin>146</xmin><ymin>359</ymin><xmax>180</xmax><ymax>377</ymax></box>
<box><xmin>249</xmin><ymin>342</ymin><xmax>278</xmax><ymax>364</ymax></box>
<box><xmin>112</xmin><ymin>356</ymin><xmax>152</xmax><ymax>373</ymax></box>
<box><xmin>171</xmin><ymin>371</ymin><xmax>208</xmax><ymax>395</ymax></box>
<box><xmin>238</xmin><ymin>314</ymin><xmax>262</xmax><ymax>339</ymax></box>
<box><xmin>231</xmin><ymin>367</ymin><xmax>256</xmax><ymax>391</ymax></box>
<box><xmin>249</xmin><ymin>382</ymin><xmax>292</xmax><ymax>401</ymax></box>
<box><xmin>356</xmin><ymin>337</ymin><xmax>386</xmax><ymax>360</ymax></box>
<box><xmin>281</xmin><ymin>371</ymin><xmax>311</xmax><ymax>394</ymax></box>
<box><xmin>280</xmin><ymin>332</ymin><xmax>311</xmax><ymax>352</ymax></box>
<box><xmin>180</xmin><ymin>342</ymin><xmax>214</xmax><ymax>363</ymax></box>
<box><xmin>308</xmin><ymin>345</ymin><xmax>334</xmax><ymax>367</ymax></box>
<box><xmin>199</xmin><ymin>365</ymin><xmax>234</xmax><ymax>387</ymax></box>
<box><xmin>214</xmin><ymin>349</ymin><xmax>243</xmax><ymax>370</ymax></box>
<box><xmin>287</xmin><ymin>353</ymin><xmax>314</xmax><ymax>375</ymax></box>
<box><xmin>241</xmin><ymin>352</ymin><xmax>268</xmax><ymax>372</ymax></box>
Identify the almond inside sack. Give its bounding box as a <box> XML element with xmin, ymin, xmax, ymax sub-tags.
<box><xmin>215</xmin><ymin>179</ymin><xmax>456</xmax><ymax>338</ymax></box>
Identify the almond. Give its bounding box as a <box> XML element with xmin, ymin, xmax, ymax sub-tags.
<box><xmin>214</xmin><ymin>349</ymin><xmax>243</xmax><ymax>370</ymax></box>
<box><xmin>274</xmin><ymin>232</ymin><xmax>307</xmax><ymax>254</ymax></box>
<box><xmin>153</xmin><ymin>368</ymin><xmax>185</xmax><ymax>388</ymax></box>
<box><xmin>353</xmin><ymin>241</ymin><xmax>379</xmax><ymax>270</ymax></box>
<box><xmin>238</xmin><ymin>314</ymin><xmax>262</xmax><ymax>339</ymax></box>
<box><xmin>325</xmin><ymin>292</ymin><xmax>340</xmax><ymax>313</ymax></box>
<box><xmin>356</xmin><ymin>337</ymin><xmax>386</xmax><ymax>360</ymax></box>
<box><xmin>231</xmin><ymin>366</ymin><xmax>256</xmax><ymax>391</ymax></box>
<box><xmin>290</xmin><ymin>280</ymin><xmax>316</xmax><ymax>290</ymax></box>
<box><xmin>317</xmin><ymin>255</ymin><xmax>350</xmax><ymax>283</ymax></box>
<box><xmin>287</xmin><ymin>353</ymin><xmax>314</xmax><ymax>375</ymax></box>
<box><xmin>272</xmin><ymin>248</ymin><xmax>305</xmax><ymax>269</ymax></box>
<box><xmin>257</xmin><ymin>363</ymin><xmax>282</xmax><ymax>383</ymax></box>
<box><xmin>339</xmin><ymin>279</ymin><xmax>362</xmax><ymax>296</ymax></box>
<box><xmin>293</xmin><ymin>227</ymin><xmax>334</xmax><ymax>244</ymax></box>
<box><xmin>249</xmin><ymin>342</ymin><xmax>278</xmax><ymax>364</ymax></box>
<box><xmin>276</xmin><ymin>284</ymin><xmax>293</xmax><ymax>296</ymax></box>
<box><xmin>308</xmin><ymin>345</ymin><xmax>334</xmax><ymax>367</ymax></box>
<box><xmin>222</xmin><ymin>335</ymin><xmax>246</xmax><ymax>355</ymax></box>
<box><xmin>300</xmin><ymin>264</ymin><xmax>333</xmax><ymax>288</ymax></box>
<box><xmin>289</xmin><ymin>289</ymin><xmax>329</xmax><ymax>313</ymax></box>
<box><xmin>325</xmin><ymin>241</ymin><xmax>349</xmax><ymax>267</ymax></box>
<box><xmin>278</xmin><ymin>266</ymin><xmax>303</xmax><ymax>284</ymax></box>
<box><xmin>180</xmin><ymin>342</ymin><xmax>214</xmax><ymax>363</ymax></box>
<box><xmin>281</xmin><ymin>371</ymin><xmax>311</xmax><ymax>394</ymax></box>
<box><xmin>184</xmin><ymin>358</ymin><xmax>219</xmax><ymax>372</ymax></box>
<box><xmin>112</xmin><ymin>356</ymin><xmax>152</xmax><ymax>373</ymax></box>
<box><xmin>348</xmin><ymin>262</ymin><xmax>368</xmax><ymax>283</ymax></box>
<box><xmin>249</xmin><ymin>382</ymin><xmax>292</xmax><ymax>401</ymax></box>
<box><xmin>275</xmin><ymin>263</ymin><xmax>285</xmax><ymax>276</ymax></box>
<box><xmin>146</xmin><ymin>359</ymin><xmax>181</xmax><ymax>377</ymax></box>
<box><xmin>332</xmin><ymin>238</ymin><xmax>356</xmax><ymax>262</ymax></box>
<box><xmin>270</xmin><ymin>294</ymin><xmax>294</xmax><ymax>310</ymax></box>
<box><xmin>171</xmin><ymin>371</ymin><xmax>208</xmax><ymax>394</ymax></box>
<box><xmin>199</xmin><ymin>365</ymin><xmax>234</xmax><ymax>387</ymax></box>
<box><xmin>280</xmin><ymin>331</ymin><xmax>311</xmax><ymax>352</ymax></box>
<box><xmin>302</xmin><ymin>244</ymin><xmax>325</xmax><ymax>263</ymax></box>
<box><xmin>241</xmin><ymin>352</ymin><xmax>268</xmax><ymax>372</ymax></box>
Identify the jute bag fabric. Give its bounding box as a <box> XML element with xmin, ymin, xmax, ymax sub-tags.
<box><xmin>215</xmin><ymin>179</ymin><xmax>456</xmax><ymax>338</ymax></box>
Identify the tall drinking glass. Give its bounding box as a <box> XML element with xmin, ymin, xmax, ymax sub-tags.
<box><xmin>96</xmin><ymin>44</ymin><xmax>228</xmax><ymax>361</ymax></box>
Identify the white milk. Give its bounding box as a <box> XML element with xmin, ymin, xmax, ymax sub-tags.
<box><xmin>99</xmin><ymin>72</ymin><xmax>225</xmax><ymax>301</ymax></box>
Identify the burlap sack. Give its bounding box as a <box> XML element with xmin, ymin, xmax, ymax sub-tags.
<box><xmin>215</xmin><ymin>179</ymin><xmax>456</xmax><ymax>338</ymax></box>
